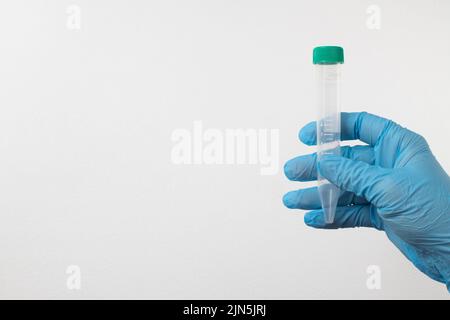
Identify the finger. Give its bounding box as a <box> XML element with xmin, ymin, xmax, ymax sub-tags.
<box><xmin>318</xmin><ymin>155</ymin><xmax>392</xmax><ymax>208</ymax></box>
<box><xmin>283</xmin><ymin>186</ymin><xmax>368</xmax><ymax>210</ymax></box>
<box><xmin>304</xmin><ymin>205</ymin><xmax>383</xmax><ymax>230</ymax></box>
<box><xmin>284</xmin><ymin>145</ymin><xmax>374</xmax><ymax>181</ymax></box>
<box><xmin>299</xmin><ymin>112</ymin><xmax>393</xmax><ymax>146</ymax></box>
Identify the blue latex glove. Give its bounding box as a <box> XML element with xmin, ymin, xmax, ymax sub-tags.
<box><xmin>283</xmin><ymin>112</ymin><xmax>450</xmax><ymax>291</ymax></box>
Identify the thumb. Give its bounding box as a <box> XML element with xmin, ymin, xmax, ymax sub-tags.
<box><xmin>318</xmin><ymin>155</ymin><xmax>392</xmax><ymax>207</ymax></box>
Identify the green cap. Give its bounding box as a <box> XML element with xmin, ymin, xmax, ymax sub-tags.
<box><xmin>313</xmin><ymin>46</ymin><xmax>344</xmax><ymax>64</ymax></box>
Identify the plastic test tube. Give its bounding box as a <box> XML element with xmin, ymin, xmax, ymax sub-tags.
<box><xmin>313</xmin><ymin>46</ymin><xmax>344</xmax><ymax>224</ymax></box>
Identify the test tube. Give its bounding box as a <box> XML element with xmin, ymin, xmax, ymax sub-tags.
<box><xmin>313</xmin><ymin>46</ymin><xmax>344</xmax><ymax>224</ymax></box>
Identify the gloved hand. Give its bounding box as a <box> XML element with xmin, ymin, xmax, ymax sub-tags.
<box><xmin>283</xmin><ymin>112</ymin><xmax>450</xmax><ymax>291</ymax></box>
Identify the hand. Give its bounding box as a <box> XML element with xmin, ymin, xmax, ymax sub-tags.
<box><xmin>283</xmin><ymin>112</ymin><xmax>450</xmax><ymax>291</ymax></box>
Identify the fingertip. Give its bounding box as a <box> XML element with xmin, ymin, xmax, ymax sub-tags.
<box><xmin>283</xmin><ymin>192</ymin><xmax>295</xmax><ymax>209</ymax></box>
<box><xmin>283</xmin><ymin>160</ymin><xmax>294</xmax><ymax>180</ymax></box>
<box><xmin>298</xmin><ymin>122</ymin><xmax>316</xmax><ymax>146</ymax></box>
<box><xmin>304</xmin><ymin>212</ymin><xmax>313</xmax><ymax>225</ymax></box>
<box><xmin>284</xmin><ymin>154</ymin><xmax>318</xmax><ymax>182</ymax></box>
<box><xmin>304</xmin><ymin>210</ymin><xmax>324</xmax><ymax>228</ymax></box>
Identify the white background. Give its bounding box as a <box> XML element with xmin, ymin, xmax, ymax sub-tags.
<box><xmin>0</xmin><ymin>0</ymin><xmax>449</xmax><ymax>299</ymax></box>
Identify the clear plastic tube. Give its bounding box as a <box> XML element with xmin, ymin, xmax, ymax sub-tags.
<box><xmin>315</xmin><ymin>63</ymin><xmax>341</xmax><ymax>224</ymax></box>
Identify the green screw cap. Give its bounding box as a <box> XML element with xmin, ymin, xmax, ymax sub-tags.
<box><xmin>313</xmin><ymin>46</ymin><xmax>344</xmax><ymax>64</ymax></box>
